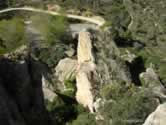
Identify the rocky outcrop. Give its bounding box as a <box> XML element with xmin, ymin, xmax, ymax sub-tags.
<box><xmin>76</xmin><ymin>31</ymin><xmax>97</xmax><ymax>113</ymax></box>
<box><xmin>143</xmin><ymin>103</ymin><xmax>166</xmax><ymax>125</ymax></box>
<box><xmin>77</xmin><ymin>31</ymin><xmax>95</xmax><ymax>63</ymax></box>
<box><xmin>140</xmin><ymin>67</ymin><xmax>161</xmax><ymax>86</ymax></box>
<box><xmin>93</xmin><ymin>30</ymin><xmax>132</xmax><ymax>85</ymax></box>
<box><xmin>140</xmin><ymin>67</ymin><xmax>166</xmax><ymax>100</ymax></box>
<box><xmin>55</xmin><ymin>58</ymin><xmax>77</xmax><ymax>91</ymax></box>
<box><xmin>76</xmin><ymin>62</ymin><xmax>96</xmax><ymax>113</ymax></box>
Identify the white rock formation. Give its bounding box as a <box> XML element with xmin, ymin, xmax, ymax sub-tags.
<box><xmin>76</xmin><ymin>31</ymin><xmax>96</xmax><ymax>113</ymax></box>
<box><xmin>77</xmin><ymin>31</ymin><xmax>95</xmax><ymax>63</ymax></box>
<box><xmin>143</xmin><ymin>103</ymin><xmax>166</xmax><ymax>125</ymax></box>
<box><xmin>55</xmin><ymin>58</ymin><xmax>77</xmax><ymax>88</ymax></box>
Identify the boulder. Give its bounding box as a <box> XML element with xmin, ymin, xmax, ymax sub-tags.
<box><xmin>55</xmin><ymin>58</ymin><xmax>77</xmax><ymax>90</ymax></box>
<box><xmin>140</xmin><ymin>67</ymin><xmax>166</xmax><ymax>99</ymax></box>
<box><xmin>143</xmin><ymin>103</ymin><xmax>166</xmax><ymax>125</ymax></box>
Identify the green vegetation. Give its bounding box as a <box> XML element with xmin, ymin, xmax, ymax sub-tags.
<box><xmin>68</xmin><ymin>113</ymin><xmax>96</xmax><ymax>125</ymax></box>
<box><xmin>134</xmin><ymin>47</ymin><xmax>166</xmax><ymax>85</ymax></box>
<box><xmin>45</xmin><ymin>94</ymin><xmax>94</xmax><ymax>125</ymax></box>
<box><xmin>30</xmin><ymin>14</ymin><xmax>69</xmax><ymax>67</ymax></box>
<box><xmin>30</xmin><ymin>14</ymin><xmax>67</xmax><ymax>47</ymax></box>
<box><xmin>99</xmin><ymin>82</ymin><xmax>157</xmax><ymax>125</ymax></box>
<box><xmin>63</xmin><ymin>72</ymin><xmax>77</xmax><ymax>98</ymax></box>
<box><xmin>1</xmin><ymin>1</ymin><xmax>166</xmax><ymax>125</ymax></box>
<box><xmin>45</xmin><ymin>97</ymin><xmax>65</xmax><ymax>112</ymax></box>
<box><xmin>36</xmin><ymin>43</ymin><xmax>67</xmax><ymax>67</ymax></box>
<box><xmin>0</xmin><ymin>17</ymin><xmax>25</xmax><ymax>55</ymax></box>
<box><xmin>55</xmin><ymin>0</ymin><xmax>100</xmax><ymax>10</ymax></box>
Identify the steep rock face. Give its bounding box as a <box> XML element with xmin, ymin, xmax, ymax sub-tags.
<box><xmin>0</xmin><ymin>58</ymin><xmax>51</xmax><ymax>125</ymax></box>
<box><xmin>76</xmin><ymin>62</ymin><xmax>97</xmax><ymax>113</ymax></box>
<box><xmin>76</xmin><ymin>31</ymin><xmax>97</xmax><ymax>113</ymax></box>
<box><xmin>143</xmin><ymin>103</ymin><xmax>166</xmax><ymax>125</ymax></box>
<box><xmin>77</xmin><ymin>32</ymin><xmax>94</xmax><ymax>63</ymax></box>
<box><xmin>92</xmin><ymin>30</ymin><xmax>132</xmax><ymax>85</ymax></box>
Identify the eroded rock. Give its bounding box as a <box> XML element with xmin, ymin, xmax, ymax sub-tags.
<box><xmin>140</xmin><ymin>67</ymin><xmax>166</xmax><ymax>99</ymax></box>
<box><xmin>143</xmin><ymin>103</ymin><xmax>166</xmax><ymax>125</ymax></box>
<box><xmin>76</xmin><ymin>31</ymin><xmax>97</xmax><ymax>113</ymax></box>
<box><xmin>77</xmin><ymin>31</ymin><xmax>95</xmax><ymax>63</ymax></box>
<box><xmin>55</xmin><ymin>58</ymin><xmax>77</xmax><ymax>90</ymax></box>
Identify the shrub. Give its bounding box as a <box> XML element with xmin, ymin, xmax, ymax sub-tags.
<box><xmin>63</xmin><ymin>73</ymin><xmax>76</xmax><ymax>98</ymax></box>
<box><xmin>37</xmin><ymin>43</ymin><xmax>67</xmax><ymax>67</ymax></box>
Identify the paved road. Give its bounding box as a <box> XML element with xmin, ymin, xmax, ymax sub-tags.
<box><xmin>0</xmin><ymin>7</ymin><xmax>105</xmax><ymax>26</ymax></box>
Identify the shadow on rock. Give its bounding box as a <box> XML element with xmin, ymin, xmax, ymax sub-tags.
<box><xmin>0</xmin><ymin>57</ymin><xmax>52</xmax><ymax>125</ymax></box>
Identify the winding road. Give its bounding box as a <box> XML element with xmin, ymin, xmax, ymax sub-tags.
<box><xmin>0</xmin><ymin>7</ymin><xmax>105</xmax><ymax>26</ymax></box>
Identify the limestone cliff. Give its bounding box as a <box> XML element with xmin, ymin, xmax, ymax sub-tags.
<box><xmin>76</xmin><ymin>31</ymin><xmax>97</xmax><ymax>113</ymax></box>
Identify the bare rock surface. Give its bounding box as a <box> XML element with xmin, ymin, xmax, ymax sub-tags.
<box><xmin>77</xmin><ymin>31</ymin><xmax>94</xmax><ymax>63</ymax></box>
<box><xmin>55</xmin><ymin>58</ymin><xmax>77</xmax><ymax>89</ymax></box>
<box><xmin>76</xmin><ymin>31</ymin><xmax>97</xmax><ymax>113</ymax></box>
<box><xmin>143</xmin><ymin>103</ymin><xmax>166</xmax><ymax>125</ymax></box>
<box><xmin>42</xmin><ymin>76</ymin><xmax>57</xmax><ymax>102</ymax></box>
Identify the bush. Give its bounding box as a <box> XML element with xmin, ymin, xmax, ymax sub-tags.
<box><xmin>36</xmin><ymin>43</ymin><xmax>67</xmax><ymax>67</ymax></box>
<box><xmin>63</xmin><ymin>73</ymin><xmax>76</xmax><ymax>98</ymax></box>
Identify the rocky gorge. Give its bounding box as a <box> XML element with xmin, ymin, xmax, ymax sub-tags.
<box><xmin>0</xmin><ymin>0</ymin><xmax>166</xmax><ymax>125</ymax></box>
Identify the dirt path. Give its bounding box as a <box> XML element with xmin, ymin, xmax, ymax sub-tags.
<box><xmin>0</xmin><ymin>7</ymin><xmax>105</xmax><ymax>26</ymax></box>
